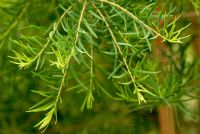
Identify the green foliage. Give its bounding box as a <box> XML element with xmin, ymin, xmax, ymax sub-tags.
<box><xmin>0</xmin><ymin>0</ymin><xmax>199</xmax><ymax>133</ymax></box>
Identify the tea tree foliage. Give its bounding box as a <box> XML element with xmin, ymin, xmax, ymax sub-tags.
<box><xmin>0</xmin><ymin>0</ymin><xmax>199</xmax><ymax>132</ymax></box>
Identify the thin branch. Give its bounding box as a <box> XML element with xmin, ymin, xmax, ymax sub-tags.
<box><xmin>98</xmin><ymin>0</ymin><xmax>183</xmax><ymax>43</ymax></box>
<box><xmin>74</xmin><ymin>0</ymin><xmax>87</xmax><ymax>46</ymax></box>
<box><xmin>98</xmin><ymin>0</ymin><xmax>165</xmax><ymax>39</ymax></box>
<box><xmin>93</xmin><ymin>4</ymin><xmax>147</xmax><ymax>104</ymax></box>
<box><xmin>55</xmin><ymin>70</ymin><xmax>67</xmax><ymax>103</ymax></box>
<box><xmin>28</xmin><ymin>6</ymin><xmax>72</xmax><ymax>69</ymax></box>
<box><xmin>54</xmin><ymin>0</ymin><xmax>88</xmax><ymax>121</ymax></box>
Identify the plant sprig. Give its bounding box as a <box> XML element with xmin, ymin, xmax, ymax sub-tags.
<box><xmin>7</xmin><ymin>0</ymin><xmax>194</xmax><ymax>132</ymax></box>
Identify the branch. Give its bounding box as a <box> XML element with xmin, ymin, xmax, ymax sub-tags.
<box><xmin>98</xmin><ymin>0</ymin><xmax>186</xmax><ymax>43</ymax></box>
<box><xmin>93</xmin><ymin>4</ymin><xmax>148</xmax><ymax>104</ymax></box>
<box><xmin>74</xmin><ymin>0</ymin><xmax>87</xmax><ymax>46</ymax></box>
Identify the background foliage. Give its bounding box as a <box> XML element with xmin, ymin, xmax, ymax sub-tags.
<box><xmin>0</xmin><ymin>0</ymin><xmax>200</xmax><ymax>133</ymax></box>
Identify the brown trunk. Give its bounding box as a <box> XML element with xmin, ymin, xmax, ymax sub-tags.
<box><xmin>152</xmin><ymin>38</ymin><xmax>177</xmax><ymax>134</ymax></box>
<box><xmin>158</xmin><ymin>106</ymin><xmax>176</xmax><ymax>134</ymax></box>
<box><xmin>191</xmin><ymin>15</ymin><xmax>200</xmax><ymax>134</ymax></box>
